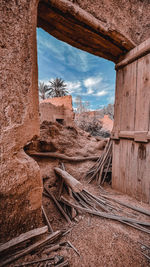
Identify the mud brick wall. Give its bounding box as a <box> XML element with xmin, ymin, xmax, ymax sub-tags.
<box><xmin>40</xmin><ymin>96</ymin><xmax>74</xmax><ymax>125</ymax></box>
<box><xmin>0</xmin><ymin>0</ymin><xmax>42</xmax><ymax>240</ymax></box>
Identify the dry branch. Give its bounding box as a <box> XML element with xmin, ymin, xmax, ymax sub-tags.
<box><xmin>44</xmin><ymin>184</ymin><xmax>72</xmax><ymax>224</ymax></box>
<box><xmin>58</xmin><ymin>162</ymin><xmax>65</xmax><ymax>199</ymax></box>
<box><xmin>60</xmin><ymin>195</ymin><xmax>150</xmax><ymax>233</ymax></box>
<box><xmin>28</xmin><ymin>151</ymin><xmax>99</xmax><ymax>162</ymax></box>
<box><xmin>59</xmin><ymin>162</ymin><xmax>77</xmax><ymax>219</ymax></box>
<box><xmin>54</xmin><ymin>167</ymin><xmax>83</xmax><ymax>193</ymax></box>
<box><xmin>139</xmin><ymin>242</ymin><xmax>150</xmax><ymax>250</ymax></box>
<box><xmin>53</xmin><ymin>168</ymin><xmax>150</xmax><ymax>234</ymax></box>
<box><xmin>67</xmin><ymin>241</ymin><xmax>80</xmax><ymax>256</ymax></box>
<box><xmin>42</xmin><ymin>206</ymin><xmax>53</xmax><ymax>233</ymax></box>
<box><xmin>14</xmin><ymin>256</ymin><xmax>55</xmax><ymax>266</ymax></box>
<box><xmin>43</xmin><ymin>244</ymin><xmax>60</xmax><ymax>254</ymax></box>
<box><xmin>85</xmin><ymin>139</ymin><xmax>113</xmax><ymax>185</ymax></box>
<box><xmin>0</xmin><ymin>226</ymin><xmax>48</xmax><ymax>255</ymax></box>
<box><xmin>69</xmin><ymin>188</ymin><xmax>77</xmax><ymax>219</ymax></box>
<box><xmin>79</xmin><ymin>191</ymin><xmax>109</xmax><ymax>212</ymax></box>
<box><xmin>141</xmin><ymin>252</ymin><xmax>150</xmax><ymax>261</ymax></box>
<box><xmin>101</xmin><ymin>195</ymin><xmax>150</xmax><ymax>217</ymax></box>
<box><xmin>0</xmin><ymin>231</ymin><xmax>62</xmax><ymax>267</ymax></box>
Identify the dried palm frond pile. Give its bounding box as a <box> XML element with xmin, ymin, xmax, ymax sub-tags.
<box><xmin>85</xmin><ymin>138</ymin><xmax>113</xmax><ymax>185</ymax></box>
<box><xmin>43</xmin><ymin>166</ymin><xmax>150</xmax><ymax>235</ymax></box>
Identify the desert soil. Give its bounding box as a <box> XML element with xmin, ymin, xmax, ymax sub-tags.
<box><xmin>8</xmin><ymin>122</ymin><xmax>150</xmax><ymax>267</ymax></box>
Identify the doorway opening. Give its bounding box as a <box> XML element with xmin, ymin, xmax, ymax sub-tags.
<box><xmin>56</xmin><ymin>118</ymin><xmax>64</xmax><ymax>125</ymax></box>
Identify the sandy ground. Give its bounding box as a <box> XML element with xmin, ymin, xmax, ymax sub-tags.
<box><xmin>8</xmin><ymin>181</ymin><xmax>150</xmax><ymax>267</ymax></box>
<box><xmin>41</xmin><ymin>178</ymin><xmax>150</xmax><ymax>267</ymax></box>
<box><xmin>6</xmin><ymin>122</ymin><xmax>150</xmax><ymax>266</ymax></box>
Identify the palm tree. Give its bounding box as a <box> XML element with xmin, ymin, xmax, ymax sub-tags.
<box><xmin>48</xmin><ymin>77</ymin><xmax>68</xmax><ymax>97</ymax></box>
<box><xmin>38</xmin><ymin>82</ymin><xmax>50</xmax><ymax>100</ymax></box>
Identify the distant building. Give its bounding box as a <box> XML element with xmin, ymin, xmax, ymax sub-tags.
<box><xmin>39</xmin><ymin>95</ymin><xmax>74</xmax><ymax>126</ymax></box>
<box><xmin>100</xmin><ymin>115</ymin><xmax>113</xmax><ymax>132</ymax></box>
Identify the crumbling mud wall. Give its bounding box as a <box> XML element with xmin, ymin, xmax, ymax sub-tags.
<box><xmin>42</xmin><ymin>95</ymin><xmax>73</xmax><ymax>110</ymax></box>
<box><xmin>40</xmin><ymin>103</ymin><xmax>74</xmax><ymax>126</ymax></box>
<box><xmin>40</xmin><ymin>96</ymin><xmax>74</xmax><ymax>125</ymax></box>
<box><xmin>0</xmin><ymin>0</ymin><xmax>42</xmax><ymax>240</ymax></box>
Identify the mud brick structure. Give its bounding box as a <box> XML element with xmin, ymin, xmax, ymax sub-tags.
<box><xmin>1</xmin><ymin>0</ymin><xmax>42</xmax><ymax>240</ymax></box>
<box><xmin>1</xmin><ymin>0</ymin><xmax>150</xmax><ymax>240</ymax></box>
<box><xmin>40</xmin><ymin>95</ymin><xmax>74</xmax><ymax>125</ymax></box>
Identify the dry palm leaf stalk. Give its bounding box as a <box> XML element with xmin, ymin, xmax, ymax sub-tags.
<box><xmin>0</xmin><ymin>230</ymin><xmax>62</xmax><ymax>267</ymax></box>
<box><xmin>48</xmin><ymin>168</ymin><xmax>150</xmax><ymax>235</ymax></box>
<box><xmin>85</xmin><ymin>138</ymin><xmax>113</xmax><ymax>185</ymax></box>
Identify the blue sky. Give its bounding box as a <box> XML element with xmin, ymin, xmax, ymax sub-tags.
<box><xmin>37</xmin><ymin>28</ymin><xmax>116</xmax><ymax>110</ymax></box>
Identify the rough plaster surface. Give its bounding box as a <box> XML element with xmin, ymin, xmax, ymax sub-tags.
<box><xmin>0</xmin><ymin>0</ymin><xmax>42</xmax><ymax>240</ymax></box>
<box><xmin>69</xmin><ymin>0</ymin><xmax>150</xmax><ymax>45</ymax></box>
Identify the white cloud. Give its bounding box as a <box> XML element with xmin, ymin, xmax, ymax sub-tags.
<box><xmin>84</xmin><ymin>77</ymin><xmax>102</xmax><ymax>89</ymax></box>
<box><xmin>39</xmin><ymin>76</ymin><xmax>114</xmax><ymax>100</ymax></box>
<box><xmin>87</xmin><ymin>88</ymin><xmax>94</xmax><ymax>95</ymax></box>
<box><xmin>95</xmin><ymin>90</ymin><xmax>108</xmax><ymax>97</ymax></box>
<box><xmin>66</xmin><ymin>81</ymin><xmax>82</xmax><ymax>94</ymax></box>
<box><xmin>83</xmin><ymin>75</ymin><xmax>111</xmax><ymax>96</ymax></box>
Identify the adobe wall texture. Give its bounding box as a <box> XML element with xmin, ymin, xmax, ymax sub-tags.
<box><xmin>68</xmin><ymin>0</ymin><xmax>150</xmax><ymax>46</ymax></box>
<box><xmin>1</xmin><ymin>0</ymin><xmax>42</xmax><ymax>240</ymax></box>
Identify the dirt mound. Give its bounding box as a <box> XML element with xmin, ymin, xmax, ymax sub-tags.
<box><xmin>40</xmin><ymin>121</ymin><xmax>106</xmax><ymax>158</ymax></box>
<box><xmin>23</xmin><ymin>121</ymin><xmax>107</xmax><ymax>183</ymax></box>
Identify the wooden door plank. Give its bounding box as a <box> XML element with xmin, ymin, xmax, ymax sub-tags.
<box><xmin>119</xmin><ymin>62</ymin><xmax>137</xmax><ymax>131</ymax></box>
<box><xmin>113</xmin><ymin>69</ymin><xmax>123</xmax><ymax>134</ymax></box>
<box><xmin>135</xmin><ymin>54</ymin><xmax>150</xmax><ymax>131</ymax></box>
<box><xmin>112</xmin><ymin>141</ymin><xmax>120</xmax><ymax>189</ymax></box>
<box><xmin>113</xmin><ymin>39</ymin><xmax>150</xmax><ymax>204</ymax></box>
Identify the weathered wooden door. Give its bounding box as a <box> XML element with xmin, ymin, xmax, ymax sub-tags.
<box><xmin>112</xmin><ymin>38</ymin><xmax>150</xmax><ymax>204</ymax></box>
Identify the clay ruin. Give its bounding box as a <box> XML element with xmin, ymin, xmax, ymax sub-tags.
<box><xmin>1</xmin><ymin>0</ymin><xmax>150</xmax><ymax>266</ymax></box>
<box><xmin>40</xmin><ymin>95</ymin><xmax>74</xmax><ymax>126</ymax></box>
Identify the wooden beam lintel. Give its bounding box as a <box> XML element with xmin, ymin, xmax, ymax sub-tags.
<box><xmin>111</xmin><ymin>131</ymin><xmax>150</xmax><ymax>142</ymax></box>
